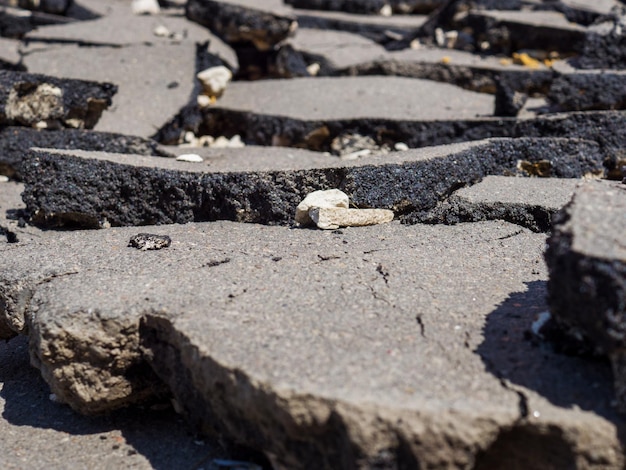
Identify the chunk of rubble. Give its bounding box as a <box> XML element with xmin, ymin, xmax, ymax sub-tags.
<box><xmin>545</xmin><ymin>179</ymin><xmax>626</xmax><ymax>410</ymax></box>
<box><xmin>196</xmin><ymin>65</ymin><xmax>233</xmax><ymax>99</ymax></box>
<box><xmin>6</xmin><ymin>0</ymin><xmax>73</xmax><ymax>15</ymax></box>
<box><xmin>0</xmin><ymin>70</ymin><xmax>116</xmax><ymax>129</ymax></box>
<box><xmin>0</xmin><ymin>220</ymin><xmax>622</xmax><ymax>467</ymax></box>
<box><xmin>286</xmin><ymin>0</ymin><xmax>444</xmax><ymax>15</ymax></box>
<box><xmin>19</xmin><ymin>138</ymin><xmax>605</xmax><ymax>229</ymax></box>
<box><xmin>415</xmin><ymin>175</ymin><xmax>581</xmax><ymax>232</ymax></box>
<box><xmin>296</xmin><ymin>189</ymin><xmax>393</xmax><ymax>229</ymax></box>
<box><xmin>310</xmin><ymin>206</ymin><xmax>394</xmax><ymax>229</ymax></box>
<box><xmin>0</xmin><ymin>4</ymin><xmax>74</xmax><ymax>38</ymax></box>
<box><xmin>295</xmin><ymin>188</ymin><xmax>349</xmax><ymax>226</ymax></box>
<box><xmin>186</xmin><ymin>0</ymin><xmax>297</xmax><ymax>51</ymax></box>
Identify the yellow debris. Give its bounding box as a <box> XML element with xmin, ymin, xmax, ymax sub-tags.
<box><xmin>499</xmin><ymin>58</ymin><xmax>513</xmax><ymax>66</ymax></box>
<box><xmin>512</xmin><ymin>52</ymin><xmax>541</xmax><ymax>69</ymax></box>
<box><xmin>441</xmin><ymin>56</ymin><xmax>451</xmax><ymax>64</ymax></box>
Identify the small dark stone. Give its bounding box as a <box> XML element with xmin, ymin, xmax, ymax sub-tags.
<box><xmin>128</xmin><ymin>233</ymin><xmax>172</xmax><ymax>251</ymax></box>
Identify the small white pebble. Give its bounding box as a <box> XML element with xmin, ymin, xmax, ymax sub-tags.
<box><xmin>176</xmin><ymin>153</ymin><xmax>204</xmax><ymax>163</ymax></box>
<box><xmin>131</xmin><ymin>0</ymin><xmax>159</xmax><ymax>15</ymax></box>
<box><xmin>153</xmin><ymin>25</ymin><xmax>170</xmax><ymax>37</ymax></box>
<box><xmin>394</xmin><ymin>142</ymin><xmax>409</xmax><ymax>151</ymax></box>
<box><xmin>228</xmin><ymin>134</ymin><xmax>245</xmax><ymax>148</ymax></box>
<box><xmin>532</xmin><ymin>410</ymin><xmax>541</xmax><ymax>418</ymax></box>
<box><xmin>183</xmin><ymin>131</ymin><xmax>196</xmax><ymax>143</ymax></box>
<box><xmin>0</xmin><ymin>175</ymin><xmax>9</xmax><ymax>183</ymax></box>
<box><xmin>197</xmin><ymin>94</ymin><xmax>212</xmax><ymax>108</ymax></box>
<box><xmin>306</xmin><ymin>62</ymin><xmax>320</xmax><ymax>76</ymax></box>
<box><xmin>341</xmin><ymin>149</ymin><xmax>371</xmax><ymax>160</ymax></box>
<box><xmin>379</xmin><ymin>4</ymin><xmax>392</xmax><ymax>16</ymax></box>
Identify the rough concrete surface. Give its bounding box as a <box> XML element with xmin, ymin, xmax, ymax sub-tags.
<box><xmin>4</xmin><ymin>0</ymin><xmax>626</xmax><ymax>467</ymax></box>
<box><xmin>20</xmin><ymin>138</ymin><xmax>604</xmax><ymax>229</ymax></box>
<box><xmin>1</xmin><ymin>218</ymin><xmax>624</xmax><ymax>468</ymax></box>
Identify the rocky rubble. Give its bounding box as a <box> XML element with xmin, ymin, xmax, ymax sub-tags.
<box><xmin>2</xmin><ymin>0</ymin><xmax>626</xmax><ymax>468</ymax></box>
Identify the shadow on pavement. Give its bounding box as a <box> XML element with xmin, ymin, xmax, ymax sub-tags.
<box><xmin>477</xmin><ymin>280</ymin><xmax>624</xmax><ymax>423</ymax></box>
<box><xmin>0</xmin><ymin>335</ymin><xmax>222</xmax><ymax>470</ymax></box>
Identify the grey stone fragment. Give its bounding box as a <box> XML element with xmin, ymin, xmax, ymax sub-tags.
<box><xmin>417</xmin><ymin>175</ymin><xmax>581</xmax><ymax>232</ymax></box>
<box><xmin>185</xmin><ymin>0</ymin><xmax>297</xmax><ymax>50</ymax></box>
<box><xmin>545</xmin><ymin>180</ymin><xmax>626</xmax><ymax>408</ymax></box>
<box><xmin>0</xmin><ymin>37</ymin><xmax>25</xmax><ymax>70</ymax></box>
<box><xmin>0</xmin><ymin>70</ymin><xmax>116</xmax><ymax>129</ymax></box>
<box><xmin>20</xmin><ymin>138</ymin><xmax>605</xmax><ymax>229</ymax></box>
<box><xmin>0</xmin><ymin>126</ymin><xmax>171</xmax><ymax>179</ymax></box>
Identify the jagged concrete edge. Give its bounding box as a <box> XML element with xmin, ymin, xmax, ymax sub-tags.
<box><xmin>414</xmin><ymin>197</ymin><xmax>556</xmax><ymax>232</ymax></box>
<box><xmin>20</xmin><ymin>137</ymin><xmax>606</xmax><ymax>229</ymax></box>
<box><xmin>139</xmin><ymin>313</ymin><xmax>621</xmax><ymax>469</ymax></box>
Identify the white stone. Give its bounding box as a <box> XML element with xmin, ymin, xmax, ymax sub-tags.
<box><xmin>0</xmin><ymin>175</ymin><xmax>9</xmax><ymax>183</ymax></box>
<box><xmin>176</xmin><ymin>153</ymin><xmax>204</xmax><ymax>163</ymax></box>
<box><xmin>196</xmin><ymin>66</ymin><xmax>233</xmax><ymax>98</ymax></box>
<box><xmin>379</xmin><ymin>4</ymin><xmax>392</xmax><ymax>16</ymax></box>
<box><xmin>153</xmin><ymin>25</ymin><xmax>170</xmax><ymax>37</ymax></box>
<box><xmin>295</xmin><ymin>189</ymin><xmax>349</xmax><ymax>226</ymax></box>
<box><xmin>340</xmin><ymin>149</ymin><xmax>371</xmax><ymax>160</ymax></box>
<box><xmin>309</xmin><ymin>207</ymin><xmax>394</xmax><ymax>230</ymax></box>
<box><xmin>197</xmin><ymin>94</ymin><xmax>212</xmax><ymax>108</ymax></box>
<box><xmin>132</xmin><ymin>0</ymin><xmax>160</xmax><ymax>15</ymax></box>
<box><xmin>394</xmin><ymin>142</ymin><xmax>409</xmax><ymax>151</ymax></box>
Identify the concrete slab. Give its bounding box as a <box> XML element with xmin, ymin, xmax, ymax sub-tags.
<box><xmin>199</xmin><ymin>75</ymin><xmax>505</xmax><ymax>149</ymax></box>
<box><xmin>0</xmin><ymin>70</ymin><xmax>115</xmax><ymax>129</ymax></box>
<box><xmin>0</xmin><ymin>218</ymin><xmax>623</xmax><ymax>467</ymax></box>
<box><xmin>294</xmin><ymin>8</ymin><xmax>427</xmax><ymax>44</ymax></box>
<box><xmin>19</xmin><ymin>138</ymin><xmax>605</xmax><ymax>229</ymax></box>
<box><xmin>415</xmin><ymin>175</ymin><xmax>581</xmax><ymax>232</ymax></box>
<box><xmin>286</xmin><ymin>0</ymin><xmax>444</xmax><ymax>15</ymax></box>
<box><xmin>185</xmin><ymin>0</ymin><xmax>297</xmax><ymax>51</ymax></box>
<box><xmin>0</xmin><ymin>37</ymin><xmax>24</xmax><ymax>70</ymax></box>
<box><xmin>287</xmin><ymin>29</ymin><xmax>552</xmax><ymax>93</ymax></box>
<box><xmin>545</xmin><ymin>180</ymin><xmax>626</xmax><ymax>409</ymax></box>
<box><xmin>0</xmin><ymin>126</ymin><xmax>171</xmax><ymax>179</ymax></box>
<box><xmin>21</xmin><ymin>42</ymin><xmax>205</xmax><ymax>138</ymax></box>
<box><xmin>24</xmin><ymin>0</ymin><xmax>237</xmax><ymax>68</ymax></box>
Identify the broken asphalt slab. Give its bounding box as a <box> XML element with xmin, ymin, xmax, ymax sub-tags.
<box><xmin>286</xmin><ymin>28</ymin><xmax>552</xmax><ymax>94</ymax></box>
<box><xmin>198</xmin><ymin>75</ymin><xmax>504</xmax><ymax>149</ymax></box>
<box><xmin>0</xmin><ymin>219</ymin><xmax>623</xmax><ymax>468</ymax></box>
<box><xmin>414</xmin><ymin>175</ymin><xmax>581</xmax><ymax>232</ymax></box>
<box><xmin>545</xmin><ymin>179</ymin><xmax>626</xmax><ymax>410</ymax></box>
<box><xmin>20</xmin><ymin>137</ymin><xmax>605</xmax><ymax>229</ymax></box>
<box><xmin>185</xmin><ymin>0</ymin><xmax>297</xmax><ymax>51</ymax></box>
<box><xmin>0</xmin><ymin>126</ymin><xmax>172</xmax><ymax>179</ymax></box>
<box><xmin>294</xmin><ymin>8</ymin><xmax>427</xmax><ymax>44</ymax></box>
<box><xmin>0</xmin><ymin>70</ymin><xmax>116</xmax><ymax>129</ymax></box>
<box><xmin>20</xmin><ymin>0</ymin><xmax>237</xmax><ymax>139</ymax></box>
